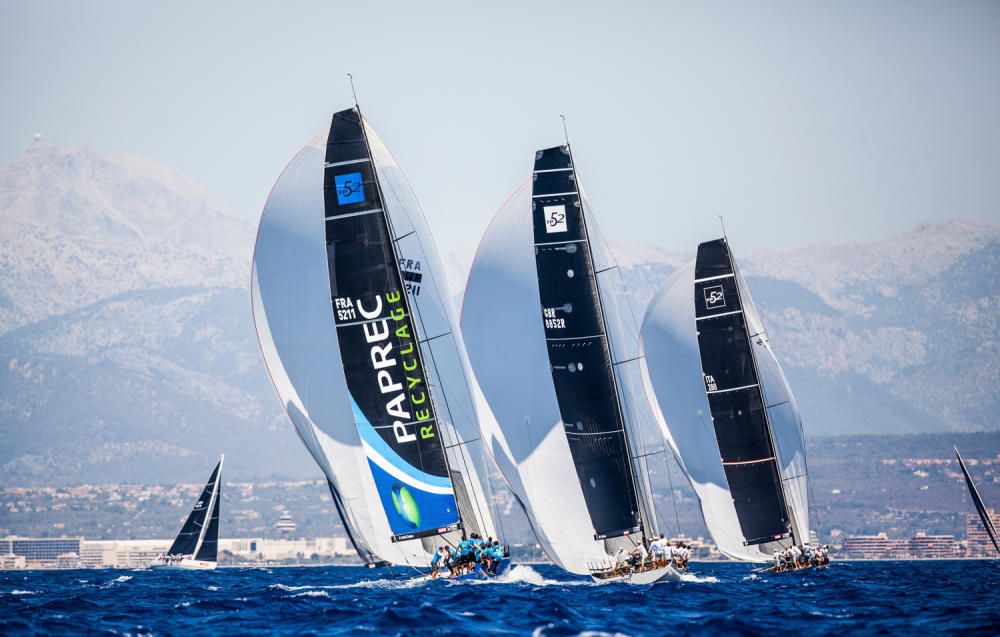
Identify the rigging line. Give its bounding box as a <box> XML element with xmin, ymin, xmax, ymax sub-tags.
<box><xmin>393</xmin><ymin>230</ymin><xmax>416</xmax><ymax>243</ymax></box>
<box><xmin>665</xmin><ymin>451</ymin><xmax>683</xmax><ymax>539</ymax></box>
<box><xmin>354</xmin><ymin>106</ymin><xmax>477</xmax><ymax>540</ymax></box>
<box><xmin>406</xmin><ymin>280</ymin><xmax>492</xmax><ymax>533</ymax></box>
<box><xmin>347</xmin><ymin>73</ymin><xmax>359</xmax><ymax>108</ymax></box>
<box><xmin>595</xmin><ymin>265</ymin><xmax>619</xmax><ymax>274</ymax></box>
<box><xmin>612</xmin><ymin>355</ymin><xmax>644</xmax><ymax>366</ymax></box>
<box><xmin>560</xmin><ymin>114</ymin><xmax>570</xmax><ymax>147</ymax></box>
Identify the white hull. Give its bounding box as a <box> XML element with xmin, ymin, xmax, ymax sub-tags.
<box><xmin>150</xmin><ymin>557</ymin><xmax>217</xmax><ymax>571</ymax></box>
<box><xmin>591</xmin><ymin>564</ymin><xmax>682</xmax><ymax>585</ymax></box>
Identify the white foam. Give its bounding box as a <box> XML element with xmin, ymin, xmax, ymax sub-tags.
<box><xmin>679</xmin><ymin>572</ymin><xmax>719</xmax><ymax>584</ymax></box>
<box><xmin>9</xmin><ymin>590</ymin><xmax>36</xmax><ymax>596</ymax></box>
<box><xmin>293</xmin><ymin>590</ymin><xmax>330</xmax><ymax>598</ymax></box>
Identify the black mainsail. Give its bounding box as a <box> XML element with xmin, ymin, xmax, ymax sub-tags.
<box><xmin>530</xmin><ymin>145</ymin><xmax>642</xmax><ymax>540</ymax></box>
<box><xmin>323</xmin><ymin>107</ymin><xmax>460</xmax><ymax>543</ymax></box>
<box><xmin>694</xmin><ymin>238</ymin><xmax>794</xmax><ymax>546</ymax></box>
<box><xmin>956</xmin><ymin>446</ymin><xmax>1000</xmax><ymax>555</ymax></box>
<box><xmin>167</xmin><ymin>457</ymin><xmax>223</xmax><ymax>560</ymax></box>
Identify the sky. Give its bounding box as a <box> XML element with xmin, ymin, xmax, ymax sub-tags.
<box><xmin>2</xmin><ymin>1</ymin><xmax>999</xmax><ymax>256</ymax></box>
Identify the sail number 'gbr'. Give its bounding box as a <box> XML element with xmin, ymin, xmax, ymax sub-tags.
<box><xmin>542</xmin><ymin>307</ymin><xmax>566</xmax><ymax>329</ymax></box>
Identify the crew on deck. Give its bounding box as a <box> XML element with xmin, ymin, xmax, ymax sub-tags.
<box><xmin>431</xmin><ymin>533</ymin><xmax>508</xmax><ymax>579</ymax></box>
<box><xmin>771</xmin><ymin>543</ymin><xmax>830</xmax><ymax>571</ymax></box>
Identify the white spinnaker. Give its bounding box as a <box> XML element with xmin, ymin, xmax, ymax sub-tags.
<box><xmin>364</xmin><ymin>124</ymin><xmax>500</xmax><ymax>542</ymax></box>
<box><xmin>461</xmin><ymin>180</ymin><xmax>666</xmax><ymax>573</ymax></box>
<box><xmin>251</xmin><ymin>120</ymin><xmax>495</xmax><ymax>567</ymax></box>
<box><xmin>639</xmin><ymin>260</ymin><xmax>810</xmax><ymax>561</ymax></box>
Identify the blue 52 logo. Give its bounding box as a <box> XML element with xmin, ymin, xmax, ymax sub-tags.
<box><xmin>334</xmin><ymin>172</ymin><xmax>366</xmax><ymax>205</ymax></box>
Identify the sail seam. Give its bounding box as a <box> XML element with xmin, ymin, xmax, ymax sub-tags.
<box><xmin>533</xmin><ymin>167</ymin><xmax>573</xmax><ymax>173</ymax></box>
<box><xmin>707</xmin><ymin>382</ymin><xmax>759</xmax><ymax>394</ymax></box>
<box><xmin>694</xmin><ymin>272</ymin><xmax>736</xmax><ymax>283</ymax></box>
<box><xmin>697</xmin><ymin>309</ymin><xmax>743</xmax><ymax>321</ymax></box>
<box><xmin>324</xmin><ymin>157</ymin><xmax>370</xmax><ymax>168</ymax></box>
<box><xmin>535</xmin><ymin>238</ymin><xmax>587</xmax><ymax>247</ymax></box>
<box><xmin>325</xmin><ymin>207</ymin><xmax>383</xmax><ymax>221</ymax></box>
<box><xmin>722</xmin><ymin>457</ymin><xmax>775</xmax><ymax>466</ymax></box>
<box><xmin>532</xmin><ymin>191</ymin><xmax>578</xmax><ymax>198</ymax></box>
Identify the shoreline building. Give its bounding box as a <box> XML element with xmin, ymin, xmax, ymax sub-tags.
<box><xmin>966</xmin><ymin>509</ymin><xmax>1000</xmax><ymax>557</ymax></box>
<box><xmin>1</xmin><ymin>536</ymin><xmax>354</xmax><ymax>569</ymax></box>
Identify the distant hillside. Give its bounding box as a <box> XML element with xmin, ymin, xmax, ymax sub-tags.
<box><xmin>609</xmin><ymin>220</ymin><xmax>1000</xmax><ymax>435</ymax></box>
<box><xmin>0</xmin><ymin>142</ymin><xmax>313</xmax><ymax>486</ymax></box>
<box><xmin>1</xmin><ymin>141</ymin><xmax>997</xmax><ymax>486</ymax></box>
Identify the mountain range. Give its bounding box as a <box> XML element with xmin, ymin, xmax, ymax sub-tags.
<box><xmin>1</xmin><ymin>142</ymin><xmax>997</xmax><ymax>485</ymax></box>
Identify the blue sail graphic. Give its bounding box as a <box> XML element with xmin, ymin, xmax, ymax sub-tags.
<box><xmin>350</xmin><ymin>397</ymin><xmax>460</xmax><ymax>537</ymax></box>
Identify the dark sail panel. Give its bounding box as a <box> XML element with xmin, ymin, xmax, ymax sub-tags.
<box><xmin>324</xmin><ymin>108</ymin><xmax>459</xmax><ymax>542</ymax></box>
<box><xmin>167</xmin><ymin>462</ymin><xmax>220</xmax><ymax>557</ymax></box>
<box><xmin>956</xmin><ymin>447</ymin><xmax>1000</xmax><ymax>554</ymax></box>
<box><xmin>195</xmin><ymin>478</ymin><xmax>221</xmax><ymax>562</ymax></box>
<box><xmin>695</xmin><ymin>238</ymin><xmax>791</xmax><ymax>546</ymax></box>
<box><xmin>531</xmin><ymin>145</ymin><xmax>641</xmax><ymax>539</ymax></box>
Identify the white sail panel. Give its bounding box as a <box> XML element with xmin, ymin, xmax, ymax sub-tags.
<box><xmin>462</xmin><ymin>181</ymin><xmax>613</xmax><ymax>573</ymax></box>
<box><xmin>250</xmin><ymin>128</ymin><xmax>430</xmax><ymax>566</ymax></box>
<box><xmin>364</xmin><ymin>124</ymin><xmax>499</xmax><ymax>542</ymax></box>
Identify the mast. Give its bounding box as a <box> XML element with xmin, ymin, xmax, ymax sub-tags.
<box><xmin>192</xmin><ymin>455</ymin><xmax>223</xmax><ymax>561</ymax></box>
<box><xmin>694</xmin><ymin>238</ymin><xmax>794</xmax><ymax>548</ymax></box>
<box><xmin>567</xmin><ymin>144</ymin><xmax>655</xmax><ymax>543</ymax></box>
<box><xmin>725</xmin><ymin>243</ymin><xmax>802</xmax><ymax>547</ymax></box>
<box><xmin>531</xmin><ymin>144</ymin><xmax>643</xmax><ymax>542</ymax></box>
<box><xmin>323</xmin><ymin>106</ymin><xmax>462</xmax><ymax>544</ymax></box>
<box><xmin>956</xmin><ymin>446</ymin><xmax>1000</xmax><ymax>554</ymax></box>
<box><xmin>354</xmin><ymin>104</ymin><xmax>467</xmax><ymax>537</ymax></box>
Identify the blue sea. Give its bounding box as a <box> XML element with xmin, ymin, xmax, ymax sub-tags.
<box><xmin>1</xmin><ymin>561</ymin><xmax>997</xmax><ymax>635</ymax></box>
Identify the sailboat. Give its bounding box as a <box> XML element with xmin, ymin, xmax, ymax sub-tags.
<box><xmin>251</xmin><ymin>104</ymin><xmax>508</xmax><ymax>578</ymax></box>
<box><xmin>462</xmin><ymin>143</ymin><xmax>681</xmax><ymax>584</ymax></box>
<box><xmin>152</xmin><ymin>456</ymin><xmax>223</xmax><ymax>570</ymax></box>
<box><xmin>955</xmin><ymin>446</ymin><xmax>1000</xmax><ymax>556</ymax></box>
<box><xmin>640</xmin><ymin>237</ymin><xmax>815</xmax><ymax>569</ymax></box>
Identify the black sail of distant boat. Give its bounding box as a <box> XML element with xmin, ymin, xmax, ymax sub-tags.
<box><xmin>956</xmin><ymin>446</ymin><xmax>1000</xmax><ymax>554</ymax></box>
<box><xmin>195</xmin><ymin>477</ymin><xmax>221</xmax><ymax>562</ymax></box>
<box><xmin>167</xmin><ymin>457</ymin><xmax>223</xmax><ymax>559</ymax></box>
<box><xmin>530</xmin><ymin>145</ymin><xmax>642</xmax><ymax>540</ymax></box>
<box><xmin>323</xmin><ymin>108</ymin><xmax>460</xmax><ymax>543</ymax></box>
<box><xmin>694</xmin><ymin>239</ymin><xmax>792</xmax><ymax>546</ymax></box>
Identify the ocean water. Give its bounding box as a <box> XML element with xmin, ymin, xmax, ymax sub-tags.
<box><xmin>1</xmin><ymin>561</ymin><xmax>997</xmax><ymax>635</ymax></box>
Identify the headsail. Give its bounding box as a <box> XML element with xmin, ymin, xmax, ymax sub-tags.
<box><xmin>531</xmin><ymin>145</ymin><xmax>642</xmax><ymax>540</ymax></box>
<box><xmin>956</xmin><ymin>446</ymin><xmax>1000</xmax><ymax>554</ymax></box>
<box><xmin>167</xmin><ymin>456</ymin><xmax>223</xmax><ymax>560</ymax></box>
<box><xmin>323</xmin><ymin>108</ymin><xmax>459</xmax><ymax>542</ymax></box>
<box><xmin>640</xmin><ymin>239</ymin><xmax>809</xmax><ymax>561</ymax></box>
<box><xmin>252</xmin><ymin>107</ymin><xmax>499</xmax><ymax>567</ymax></box>
<box><xmin>463</xmin><ymin>154</ymin><xmax>665</xmax><ymax>573</ymax></box>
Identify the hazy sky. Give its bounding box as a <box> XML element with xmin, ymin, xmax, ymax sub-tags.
<box><xmin>2</xmin><ymin>1</ymin><xmax>998</xmax><ymax>255</ymax></box>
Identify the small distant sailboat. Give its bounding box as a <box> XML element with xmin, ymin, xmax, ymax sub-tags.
<box><xmin>463</xmin><ymin>142</ymin><xmax>683</xmax><ymax>584</ymax></box>
<box><xmin>251</xmin><ymin>101</ymin><xmax>509</xmax><ymax>578</ymax></box>
<box><xmin>641</xmin><ymin>237</ymin><xmax>819</xmax><ymax>571</ymax></box>
<box><xmin>152</xmin><ymin>456</ymin><xmax>223</xmax><ymax>570</ymax></box>
<box><xmin>955</xmin><ymin>446</ymin><xmax>1000</xmax><ymax>556</ymax></box>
